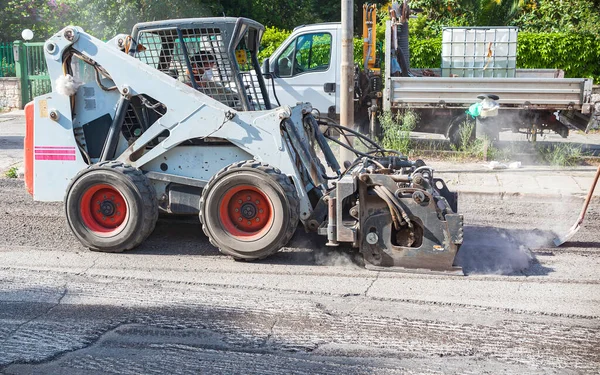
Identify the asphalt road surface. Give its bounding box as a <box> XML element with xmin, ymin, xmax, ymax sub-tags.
<box><xmin>0</xmin><ymin>177</ymin><xmax>598</xmax><ymax>374</ymax></box>
<box><xmin>0</xmin><ymin>114</ymin><xmax>24</xmax><ymax>172</ymax></box>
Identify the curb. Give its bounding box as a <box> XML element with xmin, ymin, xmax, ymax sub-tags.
<box><xmin>436</xmin><ymin>166</ymin><xmax>600</xmax><ymax>174</ymax></box>
<box><xmin>0</xmin><ymin>110</ymin><xmax>25</xmax><ymax>117</ymax></box>
<box><xmin>455</xmin><ymin>189</ymin><xmax>591</xmax><ymax>201</ymax></box>
<box><xmin>0</xmin><ymin>161</ymin><xmax>23</xmax><ymax>175</ymax></box>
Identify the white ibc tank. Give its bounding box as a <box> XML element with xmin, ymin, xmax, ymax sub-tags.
<box><xmin>441</xmin><ymin>27</ymin><xmax>518</xmax><ymax>78</ymax></box>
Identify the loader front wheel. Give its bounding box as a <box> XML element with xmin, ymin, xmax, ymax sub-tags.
<box><xmin>200</xmin><ymin>161</ymin><xmax>299</xmax><ymax>260</ymax></box>
<box><xmin>65</xmin><ymin>161</ymin><xmax>158</xmax><ymax>252</ymax></box>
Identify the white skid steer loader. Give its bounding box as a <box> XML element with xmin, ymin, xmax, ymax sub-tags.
<box><xmin>24</xmin><ymin>18</ymin><xmax>464</xmax><ymax>274</ymax></box>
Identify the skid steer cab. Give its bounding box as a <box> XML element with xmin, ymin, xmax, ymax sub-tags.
<box><xmin>25</xmin><ymin>17</ymin><xmax>463</xmax><ymax>274</ymax></box>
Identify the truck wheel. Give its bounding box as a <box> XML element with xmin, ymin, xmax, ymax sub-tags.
<box><xmin>200</xmin><ymin>161</ymin><xmax>299</xmax><ymax>260</ymax></box>
<box><xmin>447</xmin><ymin>114</ymin><xmax>475</xmax><ymax>148</ymax></box>
<box><xmin>65</xmin><ymin>161</ymin><xmax>158</xmax><ymax>252</ymax></box>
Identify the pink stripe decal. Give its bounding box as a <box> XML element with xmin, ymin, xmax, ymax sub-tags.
<box><xmin>35</xmin><ymin>154</ymin><xmax>76</xmax><ymax>161</ymax></box>
<box><xmin>35</xmin><ymin>146</ymin><xmax>76</xmax><ymax>149</ymax></box>
<box><xmin>35</xmin><ymin>149</ymin><xmax>76</xmax><ymax>155</ymax></box>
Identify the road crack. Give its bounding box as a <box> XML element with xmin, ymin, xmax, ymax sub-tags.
<box><xmin>363</xmin><ymin>272</ymin><xmax>380</xmax><ymax>296</ymax></box>
<box><xmin>345</xmin><ymin>272</ymin><xmax>381</xmax><ymax>315</ymax></box>
<box><xmin>263</xmin><ymin>317</ymin><xmax>279</xmax><ymax>347</ymax></box>
<box><xmin>76</xmin><ymin>255</ymin><xmax>100</xmax><ymax>276</ymax></box>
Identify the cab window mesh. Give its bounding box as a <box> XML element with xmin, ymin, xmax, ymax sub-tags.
<box><xmin>136</xmin><ymin>27</ymin><xmax>242</xmax><ymax>110</ymax></box>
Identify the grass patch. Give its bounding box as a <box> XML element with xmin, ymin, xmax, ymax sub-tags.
<box><xmin>379</xmin><ymin>110</ymin><xmax>418</xmax><ymax>156</ymax></box>
<box><xmin>536</xmin><ymin>143</ymin><xmax>585</xmax><ymax>166</ymax></box>
<box><xmin>368</xmin><ymin>111</ymin><xmax>591</xmax><ymax>166</ymax></box>
<box><xmin>450</xmin><ymin>120</ymin><xmax>496</xmax><ymax>160</ymax></box>
<box><xmin>4</xmin><ymin>166</ymin><xmax>18</xmax><ymax>178</ymax></box>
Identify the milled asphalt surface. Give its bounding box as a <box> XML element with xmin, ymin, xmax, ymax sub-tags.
<box><xmin>1</xmin><ymin>110</ymin><xmax>599</xmax><ymax>373</ymax></box>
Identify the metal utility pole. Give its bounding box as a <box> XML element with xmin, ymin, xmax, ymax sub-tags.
<box><xmin>340</xmin><ymin>0</ymin><xmax>355</xmax><ymax>163</ymax></box>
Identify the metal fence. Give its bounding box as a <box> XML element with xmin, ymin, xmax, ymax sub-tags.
<box><xmin>13</xmin><ymin>41</ymin><xmax>51</xmax><ymax>106</ymax></box>
<box><xmin>0</xmin><ymin>42</ymin><xmax>16</xmax><ymax>77</ymax></box>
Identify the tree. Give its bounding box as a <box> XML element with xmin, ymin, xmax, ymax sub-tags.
<box><xmin>408</xmin><ymin>0</ymin><xmax>521</xmax><ymax>29</ymax></box>
<box><xmin>513</xmin><ymin>0</ymin><xmax>600</xmax><ymax>36</ymax></box>
<box><xmin>0</xmin><ymin>0</ymin><xmax>72</xmax><ymax>41</ymax></box>
<box><xmin>0</xmin><ymin>0</ymin><xmax>216</xmax><ymax>41</ymax></box>
<box><xmin>213</xmin><ymin>0</ymin><xmax>341</xmax><ymax>31</ymax></box>
<box><xmin>66</xmin><ymin>0</ymin><xmax>214</xmax><ymax>40</ymax></box>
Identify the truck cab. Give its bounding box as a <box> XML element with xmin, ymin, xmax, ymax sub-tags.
<box><xmin>264</xmin><ymin>23</ymin><xmax>341</xmax><ymax>120</ymax></box>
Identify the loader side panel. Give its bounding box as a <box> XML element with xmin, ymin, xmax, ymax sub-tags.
<box><xmin>143</xmin><ymin>144</ymin><xmax>253</xmax><ymax>181</ymax></box>
<box><xmin>32</xmin><ymin>95</ymin><xmax>88</xmax><ymax>202</ymax></box>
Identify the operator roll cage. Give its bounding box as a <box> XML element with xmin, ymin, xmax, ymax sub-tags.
<box><xmin>131</xmin><ymin>17</ymin><xmax>272</xmax><ymax>112</ymax></box>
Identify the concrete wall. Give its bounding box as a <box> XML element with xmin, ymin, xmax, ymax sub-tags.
<box><xmin>0</xmin><ymin>78</ymin><xmax>21</xmax><ymax>110</ymax></box>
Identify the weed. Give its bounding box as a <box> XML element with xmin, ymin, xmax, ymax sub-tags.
<box><xmin>457</xmin><ymin>120</ymin><xmax>475</xmax><ymax>151</ymax></box>
<box><xmin>537</xmin><ymin>143</ymin><xmax>584</xmax><ymax>166</ymax></box>
<box><xmin>450</xmin><ymin>121</ymin><xmax>496</xmax><ymax>160</ymax></box>
<box><xmin>5</xmin><ymin>166</ymin><xmax>18</xmax><ymax>178</ymax></box>
<box><xmin>379</xmin><ymin>109</ymin><xmax>418</xmax><ymax>156</ymax></box>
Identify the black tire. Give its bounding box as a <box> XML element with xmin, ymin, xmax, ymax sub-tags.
<box><xmin>447</xmin><ymin>113</ymin><xmax>475</xmax><ymax>147</ymax></box>
<box><xmin>199</xmin><ymin>161</ymin><xmax>299</xmax><ymax>260</ymax></box>
<box><xmin>64</xmin><ymin>161</ymin><xmax>158</xmax><ymax>252</ymax></box>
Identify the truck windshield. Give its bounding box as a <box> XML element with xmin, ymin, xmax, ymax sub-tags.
<box><xmin>277</xmin><ymin>32</ymin><xmax>331</xmax><ymax>77</ymax></box>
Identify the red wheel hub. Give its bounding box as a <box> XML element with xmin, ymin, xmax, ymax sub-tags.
<box><xmin>80</xmin><ymin>184</ymin><xmax>127</xmax><ymax>234</ymax></box>
<box><xmin>218</xmin><ymin>185</ymin><xmax>273</xmax><ymax>239</ymax></box>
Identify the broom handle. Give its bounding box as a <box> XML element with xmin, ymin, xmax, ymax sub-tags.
<box><xmin>577</xmin><ymin>166</ymin><xmax>600</xmax><ymax>225</ymax></box>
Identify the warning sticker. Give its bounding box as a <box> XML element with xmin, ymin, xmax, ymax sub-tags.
<box><xmin>39</xmin><ymin>99</ymin><xmax>48</xmax><ymax>118</ymax></box>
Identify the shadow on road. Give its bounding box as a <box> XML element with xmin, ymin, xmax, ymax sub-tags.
<box><xmin>560</xmin><ymin>240</ymin><xmax>600</xmax><ymax>248</ymax></box>
<box><xmin>130</xmin><ymin>216</ymin><xmax>219</xmax><ymax>256</ymax></box>
<box><xmin>131</xmin><ymin>218</ymin><xmax>555</xmax><ymax>276</ymax></box>
<box><xmin>0</xmin><ymin>290</ymin><xmax>418</xmax><ymax>375</ymax></box>
<box><xmin>0</xmin><ymin>136</ymin><xmax>24</xmax><ymax>149</ymax></box>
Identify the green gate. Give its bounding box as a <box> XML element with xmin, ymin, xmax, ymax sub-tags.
<box><xmin>0</xmin><ymin>42</ymin><xmax>16</xmax><ymax>77</ymax></box>
<box><xmin>14</xmin><ymin>41</ymin><xmax>51</xmax><ymax>107</ymax></box>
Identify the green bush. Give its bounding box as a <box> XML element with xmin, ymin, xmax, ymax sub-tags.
<box><xmin>450</xmin><ymin>121</ymin><xmax>495</xmax><ymax>160</ymax></box>
<box><xmin>409</xmin><ymin>37</ymin><xmax>442</xmax><ymax>70</ymax></box>
<box><xmin>258</xmin><ymin>27</ymin><xmax>292</xmax><ymax>62</ymax></box>
<box><xmin>517</xmin><ymin>32</ymin><xmax>600</xmax><ymax>82</ymax></box>
<box><xmin>405</xmin><ymin>32</ymin><xmax>600</xmax><ymax>82</ymax></box>
<box><xmin>0</xmin><ymin>57</ymin><xmax>16</xmax><ymax>78</ymax></box>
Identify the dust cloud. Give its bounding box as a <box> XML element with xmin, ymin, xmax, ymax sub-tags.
<box><xmin>455</xmin><ymin>226</ymin><xmax>538</xmax><ymax>275</ymax></box>
<box><xmin>455</xmin><ymin>198</ymin><xmax>582</xmax><ymax>275</ymax></box>
<box><xmin>286</xmin><ymin>232</ymin><xmax>363</xmax><ymax>268</ymax></box>
<box><xmin>313</xmin><ymin>247</ymin><xmax>363</xmax><ymax>268</ymax></box>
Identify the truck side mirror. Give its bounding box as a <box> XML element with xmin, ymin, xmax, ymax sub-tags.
<box><xmin>262</xmin><ymin>58</ymin><xmax>271</xmax><ymax>76</ymax></box>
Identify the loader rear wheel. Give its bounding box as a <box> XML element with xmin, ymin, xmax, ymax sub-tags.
<box><xmin>200</xmin><ymin>161</ymin><xmax>299</xmax><ymax>260</ymax></box>
<box><xmin>65</xmin><ymin>161</ymin><xmax>158</xmax><ymax>252</ymax></box>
